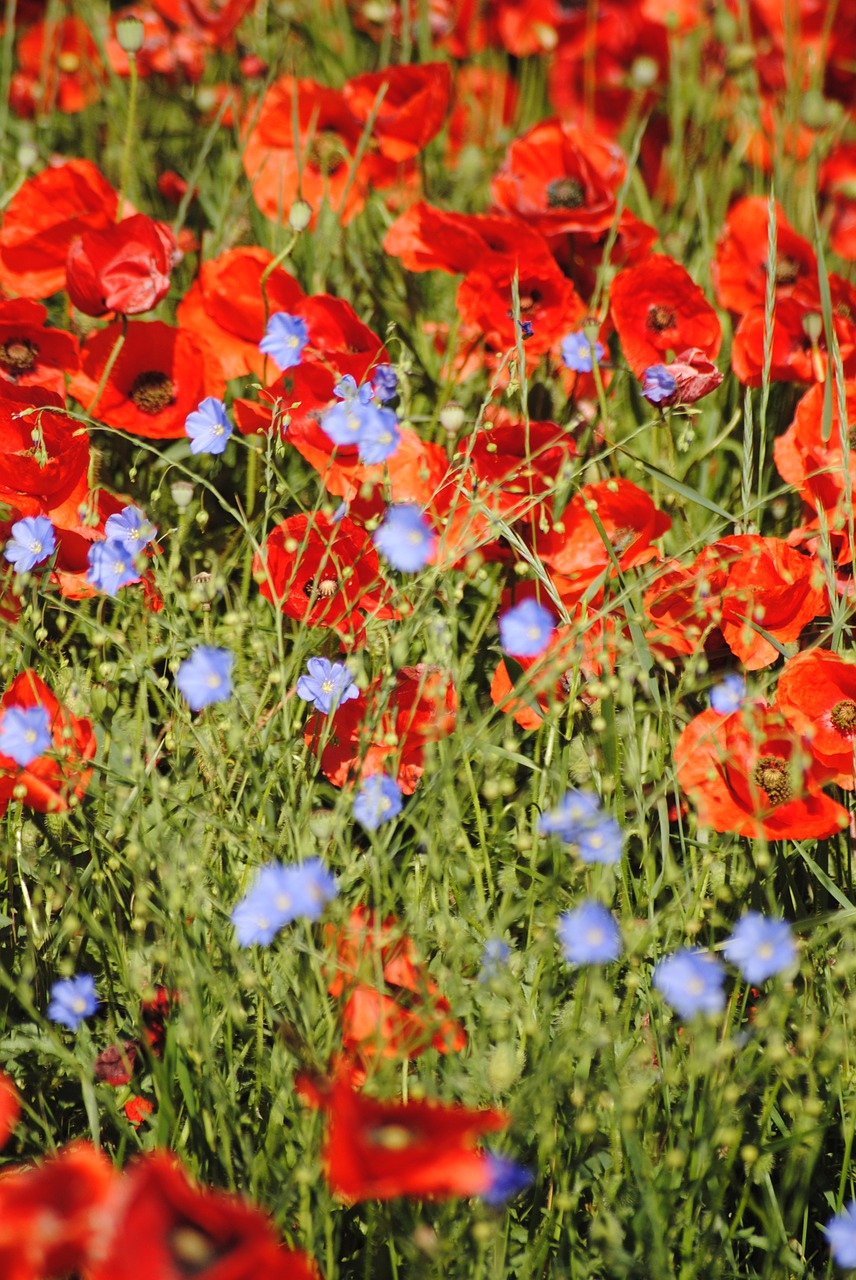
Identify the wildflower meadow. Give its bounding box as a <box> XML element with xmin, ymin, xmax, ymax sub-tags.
<box><xmin>4</xmin><ymin>0</ymin><xmax>856</xmax><ymax>1276</ymax></box>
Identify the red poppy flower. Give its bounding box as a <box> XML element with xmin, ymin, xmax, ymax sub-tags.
<box><xmin>0</xmin><ymin>1142</ymin><xmax>116</xmax><ymax>1280</ymax></box>
<box><xmin>458</xmin><ymin>413</ymin><xmax>577</xmax><ymax>528</ymax></box>
<box><xmin>648</xmin><ymin>348</ymin><xmax>723</xmax><ymax>406</ymax></box>
<box><xmin>87</xmin><ymin>1151</ymin><xmax>320</xmax><ymax>1280</ymax></box>
<box><xmin>0</xmin><ymin>669</ymin><xmax>96</xmax><ymax>814</ymax></box>
<box><xmin>124</xmin><ymin>1095</ymin><xmax>155</xmax><ymax>1128</ymax></box>
<box><xmin>10</xmin><ymin>17</ymin><xmax>104</xmax><ymax>118</ymax></box>
<box><xmin>0</xmin><ymin>300</ymin><xmax>79</xmax><ymax>396</ymax></box>
<box><xmin>457</xmin><ymin>247</ymin><xmax>584</xmax><ymax>363</ymax></box>
<box><xmin>643</xmin><ymin>559</ymin><xmax>713</xmax><ymax>659</ymax></box>
<box><xmin>70</xmin><ymin>320</ymin><xmax>226</xmax><ymax>439</ymax></box>
<box><xmin>255</xmin><ymin>511</ymin><xmax>391</xmax><ymax>639</ymax></box>
<box><xmin>609</xmin><ymin>255</ymin><xmax>722</xmax><ymax>376</ymax></box>
<box><xmin>0</xmin><ymin>383</ymin><xmax>89</xmax><ymax>519</ymax></box>
<box><xmin>95</xmin><ymin>1040</ymin><xmax>138</xmax><ymax>1087</ymax></box>
<box><xmin>486</xmin><ymin>0</ymin><xmax>565</xmax><ymax>56</ymax></box>
<box><xmin>731</xmin><ymin>277</ymin><xmax>856</xmax><ymax>386</ymax></box>
<box><xmin>820</xmin><ymin>142</ymin><xmax>856</xmax><ymax>260</ymax></box>
<box><xmin>326</xmin><ymin>907</ymin><xmax>465</xmax><ymax>1069</ymax></box>
<box><xmin>106</xmin><ymin>6</ymin><xmax>206</xmax><ymax>81</ymax></box>
<box><xmin>776</xmin><ymin>649</ymin><xmax>856</xmax><ymax>788</ymax></box>
<box><xmin>382</xmin><ymin>201</ymin><xmax>550</xmax><ymax>276</ymax></box>
<box><xmin>0</xmin><ymin>1073</ymin><xmax>19</xmax><ymax>1150</ymax></box>
<box><xmin>712</xmin><ymin>196</ymin><xmax>816</xmax><ymax>316</ymax></box>
<box><xmin>301</xmin><ymin>1068</ymin><xmax>507</xmax><ymax>1201</ymax></box>
<box><xmin>773</xmin><ymin>379</ymin><xmax>856</xmax><ymax>514</ymax></box>
<box><xmin>150</xmin><ymin>0</ymin><xmax>256</xmax><ymax>43</ymax></box>
<box><xmin>0</xmin><ymin>158</ymin><xmax>119</xmax><ymax>299</ymax></box>
<box><xmin>244</xmin><ymin>77</ymin><xmax>380</xmax><ymax>228</ymax></box>
<box><xmin>66</xmin><ymin>214</ymin><xmax>177</xmax><ymax>317</ymax></box>
<box><xmin>306</xmin><ymin>665</ymin><xmax>457</xmax><ymax>793</ymax></box>
<box><xmin>176</xmin><ymin>246</ymin><xmax>305</xmax><ymax>380</ymax></box>
<box><xmin>491</xmin><ymin>120</ymin><xmax>627</xmax><ymax>239</ymax></box>
<box><xmin>675</xmin><ymin>701</ymin><xmax>848</xmax><ymax>840</ymax></box>
<box><xmin>535</xmin><ymin>478</ymin><xmax>670</xmax><ymax>598</ymax></box>
<box><xmin>343</xmin><ymin>63</ymin><xmax>452</xmax><ymax>162</ymax></box>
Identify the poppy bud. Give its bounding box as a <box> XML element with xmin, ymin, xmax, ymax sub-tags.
<box><xmin>66</xmin><ymin>214</ymin><xmax>177</xmax><ymax>317</ymax></box>
<box><xmin>115</xmin><ymin>15</ymin><xmax>145</xmax><ymax>54</ymax></box>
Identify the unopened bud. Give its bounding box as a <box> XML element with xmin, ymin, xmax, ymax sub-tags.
<box><xmin>170</xmin><ymin>480</ymin><xmax>194</xmax><ymax>510</ymax></box>
<box><xmin>115</xmin><ymin>15</ymin><xmax>145</xmax><ymax>54</ymax></box>
<box><xmin>288</xmin><ymin>199</ymin><xmax>313</xmax><ymax>232</ymax></box>
<box><xmin>802</xmin><ymin>311</ymin><xmax>823</xmax><ymax>344</ymax></box>
<box><xmin>439</xmin><ymin>402</ymin><xmax>466</xmax><ymax>434</ymax></box>
<box><xmin>16</xmin><ymin>141</ymin><xmax>38</xmax><ymax>172</ymax></box>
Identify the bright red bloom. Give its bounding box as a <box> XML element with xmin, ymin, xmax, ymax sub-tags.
<box><xmin>675</xmin><ymin>701</ymin><xmax>848</xmax><ymax>840</ymax></box>
<box><xmin>87</xmin><ymin>1151</ymin><xmax>319</xmax><ymax>1280</ymax></box>
<box><xmin>0</xmin><ymin>304</ymin><xmax>79</xmax><ymax>397</ymax></box>
<box><xmin>343</xmin><ymin>63</ymin><xmax>452</xmax><ymax>162</ymax></box>
<box><xmin>326</xmin><ymin>907</ymin><xmax>465</xmax><ymax>1069</ymax></box>
<box><xmin>11</xmin><ymin>17</ymin><xmax>104</xmax><ymax>118</ymax></box>
<box><xmin>0</xmin><ymin>1142</ymin><xmax>116</xmax><ymax>1280</ymax></box>
<box><xmin>66</xmin><ymin>214</ymin><xmax>177</xmax><ymax>317</ymax></box>
<box><xmin>301</xmin><ymin>1068</ymin><xmax>507</xmax><ymax>1201</ymax></box>
<box><xmin>0</xmin><ymin>159</ymin><xmax>119</xmax><ymax>299</ymax></box>
<box><xmin>535</xmin><ymin>478</ymin><xmax>670</xmax><ymax>599</ymax></box>
<box><xmin>491</xmin><ymin>120</ymin><xmax>627</xmax><ymax>239</ymax></box>
<box><xmin>106</xmin><ymin>6</ymin><xmax>206</xmax><ymax>81</ymax></box>
<box><xmin>306</xmin><ymin>665</ymin><xmax>457</xmax><ymax>793</ymax></box>
<box><xmin>456</xmin><ymin>246</ymin><xmax>584</xmax><ymax>363</ymax></box>
<box><xmin>382</xmin><ymin>201</ymin><xmax>550</xmax><ymax>276</ymax></box>
<box><xmin>0</xmin><ymin>383</ymin><xmax>89</xmax><ymax>519</ymax></box>
<box><xmin>149</xmin><ymin>0</ymin><xmax>256</xmax><ymax>43</ymax></box>
<box><xmin>70</xmin><ymin>320</ymin><xmax>225</xmax><ymax>439</ymax></box>
<box><xmin>0</xmin><ymin>669</ymin><xmax>96</xmax><ymax>816</ymax></box>
<box><xmin>176</xmin><ymin>246</ymin><xmax>305</xmax><ymax>380</ymax></box>
<box><xmin>712</xmin><ymin>196</ymin><xmax>816</xmax><ymax>316</ymax></box>
<box><xmin>649</xmin><ymin>348</ymin><xmax>723</xmax><ymax>406</ymax></box>
<box><xmin>255</xmin><ymin>512</ymin><xmax>391</xmax><ymax>639</ymax></box>
<box><xmin>820</xmin><ymin>142</ymin><xmax>856</xmax><ymax>261</ymax></box>
<box><xmin>773</xmin><ymin>379</ymin><xmax>856</xmax><ymax>515</ymax></box>
<box><xmin>124</xmin><ymin>1095</ymin><xmax>155</xmax><ymax>1128</ymax></box>
<box><xmin>731</xmin><ymin>277</ymin><xmax>856</xmax><ymax>386</ymax></box>
<box><xmin>0</xmin><ymin>1073</ymin><xmax>19</xmax><ymax>1150</ymax></box>
<box><xmin>609</xmin><ymin>255</ymin><xmax>722</xmax><ymax>376</ymax></box>
<box><xmin>776</xmin><ymin>649</ymin><xmax>856</xmax><ymax>789</ymax></box>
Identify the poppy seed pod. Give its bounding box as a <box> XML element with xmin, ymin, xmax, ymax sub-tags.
<box><xmin>66</xmin><ymin>214</ymin><xmax>177</xmax><ymax>317</ymax></box>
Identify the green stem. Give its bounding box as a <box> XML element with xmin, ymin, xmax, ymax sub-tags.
<box><xmin>117</xmin><ymin>53</ymin><xmax>138</xmax><ymax>217</ymax></box>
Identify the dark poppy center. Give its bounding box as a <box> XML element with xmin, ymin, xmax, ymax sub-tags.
<box><xmin>752</xmin><ymin>755</ymin><xmax>792</xmax><ymax>806</ymax></box>
<box><xmin>0</xmin><ymin>337</ymin><xmax>38</xmax><ymax>374</ymax></box>
<box><xmin>307</xmin><ymin>131</ymin><xmax>350</xmax><ymax>177</ymax></box>
<box><xmin>168</xmin><ymin>1223</ymin><xmax>234</xmax><ymax>1276</ymax></box>
<box><xmin>546</xmin><ymin>177</ymin><xmax>586</xmax><ymax>209</ymax></box>
<box><xmin>518</xmin><ymin>289</ymin><xmax>542</xmax><ymax>313</ymax></box>
<box><xmin>303</xmin><ymin>574</ymin><xmax>339</xmax><ymax>599</ymax></box>
<box><xmin>610</xmin><ymin>526</ymin><xmax>637</xmax><ymax>555</ymax></box>
<box><xmin>130</xmin><ymin>370</ymin><xmax>175</xmax><ymax>414</ymax></box>
<box><xmin>831</xmin><ymin>699</ymin><xmax>856</xmax><ymax>735</ymax></box>
<box><xmin>647</xmin><ymin>304</ymin><xmax>676</xmax><ymax>332</ymax></box>
<box><xmin>775</xmin><ymin>256</ymin><xmax>800</xmax><ymax>285</ymax></box>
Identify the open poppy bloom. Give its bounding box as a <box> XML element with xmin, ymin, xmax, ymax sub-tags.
<box><xmin>535</xmin><ymin>478</ymin><xmax>670</xmax><ymax>599</ymax></box>
<box><xmin>0</xmin><ymin>1142</ymin><xmax>117</xmax><ymax>1280</ymax></box>
<box><xmin>0</xmin><ymin>669</ymin><xmax>96</xmax><ymax>816</ymax></box>
<box><xmin>11</xmin><ymin>16</ymin><xmax>104</xmax><ymax>119</ymax></box>
<box><xmin>0</xmin><ymin>1072</ymin><xmax>19</xmax><ymax>1150</ymax></box>
<box><xmin>70</xmin><ymin>320</ymin><xmax>225</xmax><ymax>439</ymax></box>
<box><xmin>675</xmin><ymin>700</ymin><xmax>849</xmax><ymax>840</ymax></box>
<box><xmin>0</xmin><ymin>300</ymin><xmax>80</xmax><ymax>397</ymax></box>
<box><xmin>343</xmin><ymin>62</ymin><xmax>452</xmax><ymax>162</ymax></box>
<box><xmin>0</xmin><ymin>158</ymin><xmax>119</xmax><ymax>298</ymax></box>
<box><xmin>299</xmin><ymin>1066</ymin><xmax>508</xmax><ymax>1201</ymax></box>
<box><xmin>773</xmin><ymin>379</ymin><xmax>856</xmax><ymax>516</ymax></box>
<box><xmin>0</xmin><ymin>383</ymin><xmax>89</xmax><ymax>519</ymax></box>
<box><xmin>731</xmin><ymin>277</ymin><xmax>856</xmax><ymax>386</ymax></box>
<box><xmin>255</xmin><ymin>511</ymin><xmax>393</xmax><ymax>640</ymax></box>
<box><xmin>306</xmin><ymin>664</ymin><xmax>457</xmax><ymax>793</ymax></box>
<box><xmin>776</xmin><ymin>649</ymin><xmax>856</xmax><ymax>788</ymax></box>
<box><xmin>87</xmin><ymin>1151</ymin><xmax>319</xmax><ymax>1280</ymax></box>
<box><xmin>712</xmin><ymin>196</ymin><xmax>816</xmax><ymax>316</ymax></box>
<box><xmin>176</xmin><ymin>246</ymin><xmax>306</xmax><ymax>380</ymax></box>
<box><xmin>325</xmin><ymin>907</ymin><xmax>465</xmax><ymax>1069</ymax></box>
<box><xmin>609</xmin><ymin>254</ymin><xmax>722</xmax><ymax>376</ymax></box>
<box><xmin>66</xmin><ymin>213</ymin><xmax>178</xmax><ymax>317</ymax></box>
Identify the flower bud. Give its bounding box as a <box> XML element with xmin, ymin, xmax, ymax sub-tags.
<box><xmin>115</xmin><ymin>16</ymin><xmax>145</xmax><ymax>54</ymax></box>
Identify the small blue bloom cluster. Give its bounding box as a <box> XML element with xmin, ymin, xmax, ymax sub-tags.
<box><xmin>539</xmin><ymin>790</ymin><xmax>623</xmax><ymax>865</ymax></box>
<box><xmin>232</xmin><ymin>858</ymin><xmax>337</xmax><ymax>946</ymax></box>
<box><xmin>321</xmin><ymin>375</ymin><xmax>400</xmax><ymax>464</ymax></box>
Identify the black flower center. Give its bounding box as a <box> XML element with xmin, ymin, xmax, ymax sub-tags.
<box><xmin>306</xmin><ymin>131</ymin><xmax>350</xmax><ymax>177</ymax></box>
<box><xmin>130</xmin><ymin>370</ymin><xmax>175</xmax><ymax>414</ymax></box>
<box><xmin>303</xmin><ymin>574</ymin><xmax>339</xmax><ymax>599</ymax></box>
<box><xmin>546</xmin><ymin>177</ymin><xmax>586</xmax><ymax>209</ymax></box>
<box><xmin>0</xmin><ymin>337</ymin><xmax>38</xmax><ymax>375</ymax></box>
<box><xmin>752</xmin><ymin>755</ymin><xmax>792</xmax><ymax>806</ymax></box>
<box><xmin>775</xmin><ymin>256</ymin><xmax>800</xmax><ymax>285</ymax></box>
<box><xmin>647</xmin><ymin>304</ymin><xmax>676</xmax><ymax>332</ymax></box>
<box><xmin>831</xmin><ymin>699</ymin><xmax>856</xmax><ymax>735</ymax></box>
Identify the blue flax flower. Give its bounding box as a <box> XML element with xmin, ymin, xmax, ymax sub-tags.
<box><xmin>710</xmin><ymin>673</ymin><xmax>745</xmax><ymax>715</ymax></box>
<box><xmin>561</xmin><ymin>330</ymin><xmax>604</xmax><ymax>373</ymax></box>
<box><xmin>86</xmin><ymin>539</ymin><xmax>140</xmax><ymax>596</ymax></box>
<box><xmin>296</xmin><ymin>657</ymin><xmax>359</xmax><ymax>714</ymax></box>
<box><xmin>0</xmin><ymin>704</ymin><xmax>51</xmax><ymax>766</ymax></box>
<box><xmin>653</xmin><ymin>948</ymin><xmax>726</xmax><ymax>1019</ymax></box>
<box><xmin>373</xmin><ymin>505</ymin><xmax>436</xmax><ymax>572</ymax></box>
<box><xmin>232</xmin><ymin>858</ymin><xmax>337</xmax><ymax>946</ymax></box>
<box><xmin>176</xmin><ymin>646</ymin><xmax>233</xmax><ymax>710</ymax></box>
<box><xmin>722</xmin><ymin>912</ymin><xmax>796</xmax><ymax>983</ymax></box>
<box><xmin>539</xmin><ymin>791</ymin><xmax>623</xmax><ymax>865</ymax></box>
<box><xmin>479</xmin><ymin>938</ymin><xmax>511</xmax><ymax>982</ymax></box>
<box><xmin>186</xmin><ymin>397</ymin><xmax>233</xmax><ymax>455</ymax></box>
<box><xmin>826</xmin><ymin>1202</ymin><xmax>856</xmax><ymax>1268</ymax></box>
<box><xmin>4</xmin><ymin>515</ymin><xmax>55</xmax><ymax>573</ymax></box>
<box><xmin>641</xmin><ymin>365</ymin><xmax>677</xmax><ymax>404</ymax></box>
<box><xmin>104</xmin><ymin>504</ymin><xmax>157</xmax><ymax>548</ymax></box>
<box><xmin>498</xmin><ymin>599</ymin><xmax>556</xmax><ymax>658</ymax></box>
<box><xmin>576</xmin><ymin>817</ymin><xmax>623</xmax><ymax>865</ymax></box>
<box><xmin>48</xmin><ymin>974</ymin><xmax>99</xmax><ymax>1030</ymax></box>
<box><xmin>259</xmin><ymin>312</ymin><xmax>309</xmax><ymax>371</ymax></box>
<box><xmin>371</xmin><ymin>364</ymin><xmax>398</xmax><ymax>402</ymax></box>
<box><xmin>481</xmin><ymin>1154</ymin><xmax>534</xmax><ymax>1206</ymax></box>
<box><xmin>558</xmin><ymin>902</ymin><xmax>622</xmax><ymax>966</ymax></box>
<box><xmin>353</xmin><ymin>773</ymin><xmax>403</xmax><ymax>831</ymax></box>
